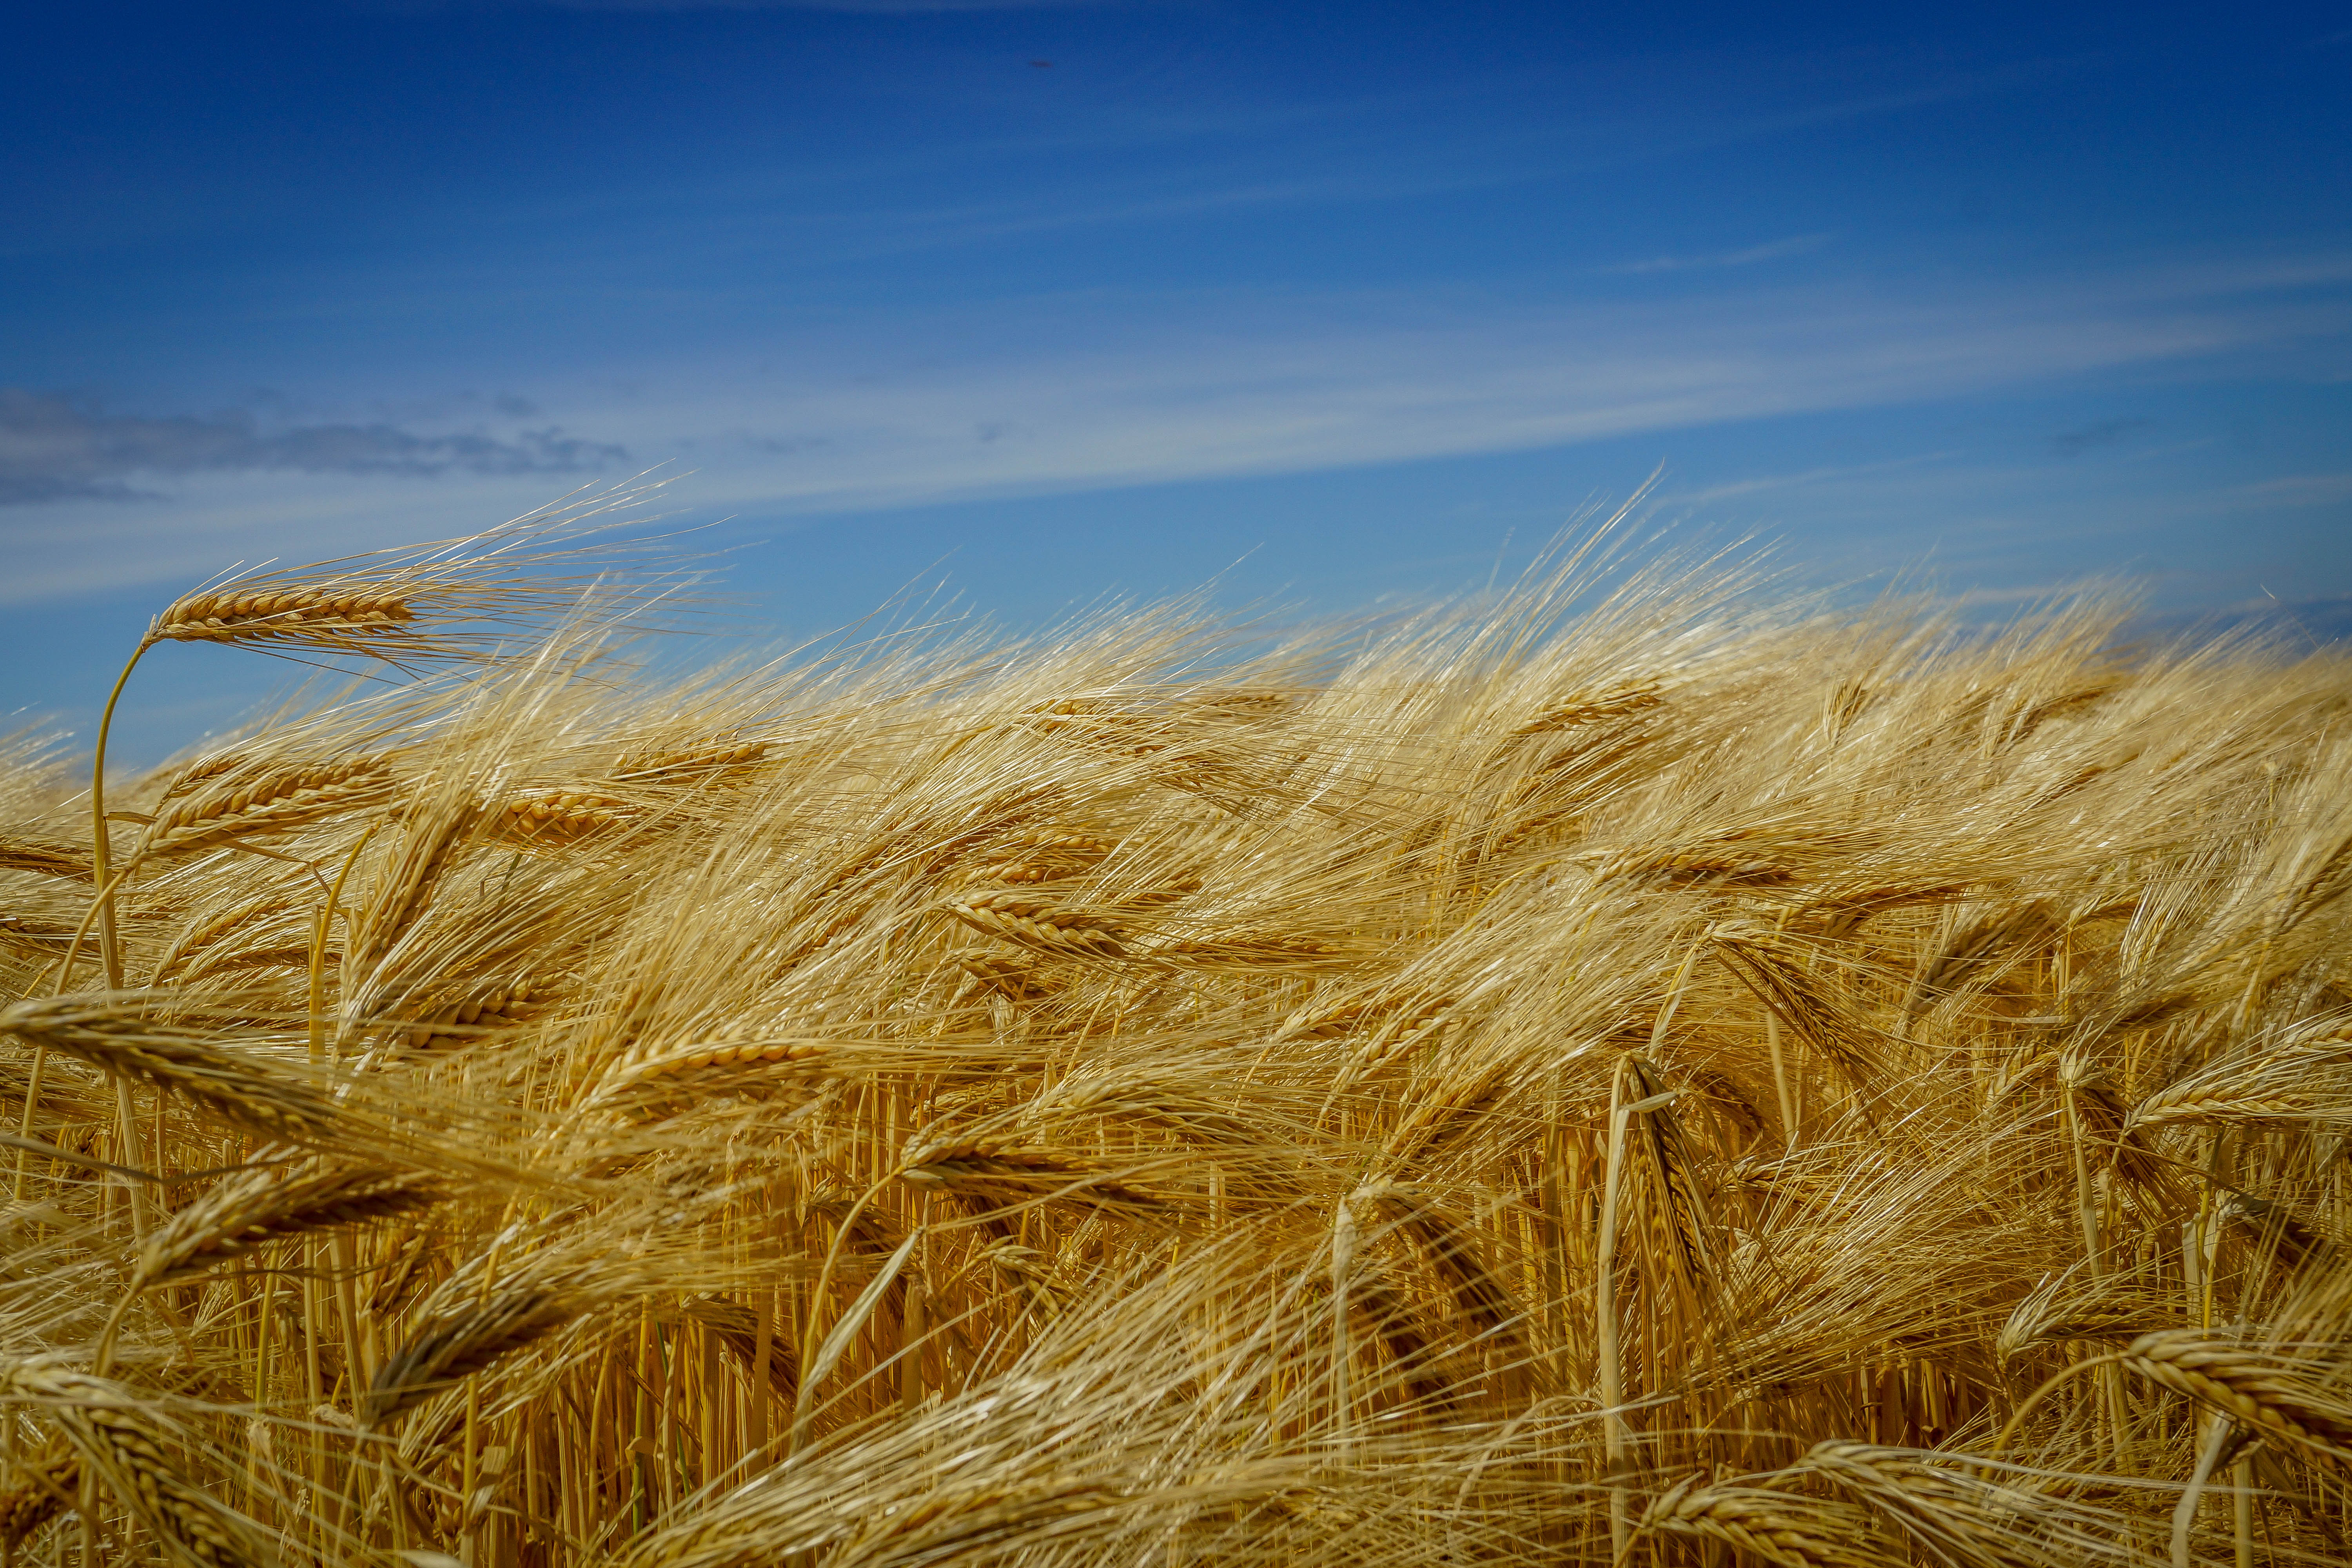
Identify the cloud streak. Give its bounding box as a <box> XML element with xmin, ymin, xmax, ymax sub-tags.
<box><xmin>2</xmin><ymin>251</ymin><xmax>2344</xmax><ymax>601</ymax></box>
<box><xmin>613</xmin><ymin>254</ymin><xmax>2352</xmax><ymax>515</ymax></box>
<box><xmin>0</xmin><ymin>390</ymin><xmax>626</xmax><ymax>506</ymax></box>
<box><xmin>2049</xmin><ymin>417</ymin><xmax>2154</xmax><ymax>457</ymax></box>
<box><xmin>1600</xmin><ymin>235</ymin><xmax>1833</xmax><ymax>276</ymax></box>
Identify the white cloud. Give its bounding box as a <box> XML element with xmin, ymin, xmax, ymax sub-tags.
<box><xmin>0</xmin><ymin>390</ymin><xmax>624</xmax><ymax>505</ymax></box>
<box><xmin>2234</xmin><ymin>471</ymin><xmax>2352</xmax><ymax>508</ymax></box>
<box><xmin>2</xmin><ymin>252</ymin><xmax>2345</xmax><ymax>603</ymax></box>
<box><xmin>596</xmin><ymin>255</ymin><xmax>2350</xmax><ymax>515</ymax></box>
<box><xmin>1660</xmin><ymin>452</ymin><xmax>1963</xmax><ymax>507</ymax></box>
<box><xmin>1599</xmin><ymin>235</ymin><xmax>1834</xmax><ymax>276</ymax></box>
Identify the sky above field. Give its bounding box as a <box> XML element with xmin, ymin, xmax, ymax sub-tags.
<box><xmin>5</xmin><ymin>1</ymin><xmax>2350</xmax><ymax>754</ymax></box>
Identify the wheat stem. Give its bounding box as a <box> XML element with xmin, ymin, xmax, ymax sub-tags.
<box><xmin>309</xmin><ymin>826</ymin><xmax>375</xmax><ymax>1065</ymax></box>
<box><xmin>87</xmin><ymin>638</ymin><xmax>154</xmax><ymax>993</ymax></box>
<box><xmin>1595</xmin><ymin>1059</ymin><xmax>1632</xmax><ymax>1559</ymax></box>
<box><xmin>1992</xmin><ymin>1350</ymin><xmax>2130</xmax><ymax>1455</ymax></box>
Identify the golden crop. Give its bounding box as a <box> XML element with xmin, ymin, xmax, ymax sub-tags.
<box><xmin>2</xmin><ymin>513</ymin><xmax>2347</xmax><ymax>1567</ymax></box>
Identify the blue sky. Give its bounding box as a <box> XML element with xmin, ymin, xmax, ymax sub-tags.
<box><xmin>5</xmin><ymin>2</ymin><xmax>2350</xmax><ymax>755</ymax></box>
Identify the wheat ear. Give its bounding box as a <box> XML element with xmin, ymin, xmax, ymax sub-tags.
<box><xmin>615</xmin><ymin>737</ymin><xmax>770</xmax><ymax>780</ymax></box>
<box><xmin>151</xmin><ymin>590</ymin><xmax>418</xmax><ymax>647</ymax></box>
<box><xmin>149</xmin><ymin>897</ymin><xmax>298</xmax><ymax>984</ymax></box>
<box><xmin>133</xmin><ymin>1157</ymin><xmax>443</xmax><ymax>1291</ymax></box>
<box><xmin>403</xmin><ymin>973</ymin><xmax>550</xmax><ymax>1050</ymax></box>
<box><xmin>3</xmin><ymin>1367</ymin><xmax>266</xmax><ymax>1568</ymax></box>
<box><xmin>1358</xmin><ymin>1180</ymin><xmax>1520</xmax><ymax>1337</ymax></box>
<box><xmin>584</xmin><ymin>1036</ymin><xmax>833</xmax><ymax>1116</ymax></box>
<box><xmin>1900</xmin><ymin>904</ymin><xmax>2054</xmax><ymax>1020</ymax></box>
<box><xmin>1709</xmin><ymin>924</ymin><xmax>1880</xmax><ymax>1098</ymax></box>
<box><xmin>1146</xmin><ymin>928</ymin><xmax>1342</xmax><ymax>966</ymax></box>
<box><xmin>2134</xmin><ymin>1083</ymin><xmax>2314</xmax><ymax>1126</ymax></box>
<box><xmin>952</xmin><ymin>951</ymin><xmax>1058</xmax><ymax>1003</ymax></box>
<box><xmin>69</xmin><ymin>1405</ymin><xmax>261</xmax><ymax>1568</ymax></box>
<box><xmin>364</xmin><ymin>1279</ymin><xmax>585</xmax><ymax>1426</ymax></box>
<box><xmin>0</xmin><ymin>835</ymin><xmax>91</xmax><ymax>884</ymax></box>
<box><xmin>682</xmin><ymin>1294</ymin><xmax>800</xmax><ymax>1403</ymax></box>
<box><xmin>0</xmin><ymin>996</ymin><xmax>344</xmax><ymax>1145</ymax></box>
<box><xmin>1796</xmin><ymin>1443</ymin><xmax>2060</xmax><ymax>1568</ymax></box>
<box><xmin>2118</xmin><ymin>1330</ymin><xmax>2352</xmax><ymax>1467</ymax></box>
<box><xmin>132</xmin><ymin>755</ymin><xmax>397</xmax><ymax>862</ymax></box>
<box><xmin>1510</xmin><ymin>682</ymin><xmax>1664</xmax><ymax>734</ymax></box>
<box><xmin>1622</xmin><ymin>1054</ymin><xmax>1719</xmax><ymax>1294</ymax></box>
<box><xmin>0</xmin><ymin>914</ymin><xmax>75</xmax><ymax>952</ymax></box>
<box><xmin>0</xmin><ymin>1446</ymin><xmax>78</xmax><ymax>1555</ymax></box>
<box><xmin>349</xmin><ymin>793</ymin><xmax>479</xmax><ymax>973</ymax></box>
<box><xmin>968</xmin><ymin>833</ymin><xmax>1117</xmax><ymax>886</ymax></box>
<box><xmin>944</xmin><ymin>892</ymin><xmax>1128</xmax><ymax>960</ymax></box>
<box><xmin>498</xmin><ymin>789</ymin><xmax>640</xmax><ymax>847</ymax></box>
<box><xmin>900</xmin><ymin>1138</ymin><xmax>1168</xmax><ymax>1212</ymax></box>
<box><xmin>1634</xmin><ymin>1479</ymin><xmax>1875</xmax><ymax>1568</ymax></box>
<box><xmin>97</xmin><ymin>1156</ymin><xmax>442</xmax><ymax>1375</ymax></box>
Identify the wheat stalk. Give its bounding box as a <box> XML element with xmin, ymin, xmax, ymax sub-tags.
<box><xmin>8</xmin><ymin>516</ymin><xmax>2352</xmax><ymax>1566</ymax></box>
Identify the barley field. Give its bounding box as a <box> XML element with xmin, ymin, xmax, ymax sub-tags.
<box><xmin>3</xmin><ymin>509</ymin><xmax>2349</xmax><ymax>1568</ymax></box>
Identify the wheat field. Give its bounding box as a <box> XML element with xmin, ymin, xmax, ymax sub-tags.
<box><xmin>2</xmin><ymin>507</ymin><xmax>2349</xmax><ymax>1568</ymax></box>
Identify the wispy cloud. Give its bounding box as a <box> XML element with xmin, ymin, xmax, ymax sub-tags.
<box><xmin>1599</xmin><ymin>235</ymin><xmax>1833</xmax><ymax>276</ymax></box>
<box><xmin>2234</xmin><ymin>471</ymin><xmax>2352</xmax><ymax>507</ymax></box>
<box><xmin>2049</xmin><ymin>417</ymin><xmax>2153</xmax><ymax>457</ymax></box>
<box><xmin>3</xmin><ymin>251</ymin><xmax>2345</xmax><ymax>601</ymax></box>
<box><xmin>612</xmin><ymin>254</ymin><xmax>2351</xmax><ymax>515</ymax></box>
<box><xmin>351</xmin><ymin>59</ymin><xmax>2054</xmax><ymax>290</ymax></box>
<box><xmin>1661</xmin><ymin>451</ymin><xmax>1962</xmax><ymax>507</ymax></box>
<box><xmin>0</xmin><ymin>390</ymin><xmax>626</xmax><ymax>506</ymax></box>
